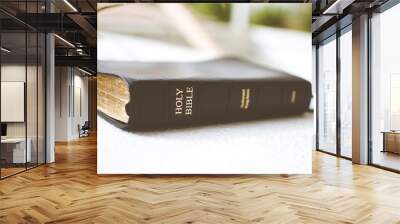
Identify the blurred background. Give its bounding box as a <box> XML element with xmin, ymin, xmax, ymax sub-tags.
<box><xmin>98</xmin><ymin>3</ymin><xmax>311</xmax><ymax>82</ymax></box>
<box><xmin>187</xmin><ymin>3</ymin><xmax>310</xmax><ymax>32</ymax></box>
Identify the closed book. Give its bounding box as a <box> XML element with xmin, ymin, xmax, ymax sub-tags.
<box><xmin>97</xmin><ymin>57</ymin><xmax>312</xmax><ymax>131</ymax></box>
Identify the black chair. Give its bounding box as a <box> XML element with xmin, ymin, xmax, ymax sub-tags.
<box><xmin>79</xmin><ymin>121</ymin><xmax>90</xmax><ymax>138</ymax></box>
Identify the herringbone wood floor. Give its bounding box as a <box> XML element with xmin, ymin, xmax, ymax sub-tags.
<box><xmin>1</xmin><ymin>135</ymin><xmax>400</xmax><ymax>224</ymax></box>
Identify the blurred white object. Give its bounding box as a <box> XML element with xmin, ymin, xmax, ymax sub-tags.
<box><xmin>159</xmin><ymin>4</ymin><xmax>224</xmax><ymax>55</ymax></box>
<box><xmin>98</xmin><ymin>32</ymin><xmax>218</xmax><ymax>62</ymax></box>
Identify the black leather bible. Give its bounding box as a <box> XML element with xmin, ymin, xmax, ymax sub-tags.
<box><xmin>97</xmin><ymin>57</ymin><xmax>312</xmax><ymax>131</ymax></box>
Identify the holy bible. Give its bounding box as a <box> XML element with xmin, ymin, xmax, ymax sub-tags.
<box><xmin>97</xmin><ymin>57</ymin><xmax>312</xmax><ymax>131</ymax></box>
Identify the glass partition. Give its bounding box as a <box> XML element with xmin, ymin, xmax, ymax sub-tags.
<box><xmin>0</xmin><ymin>1</ymin><xmax>46</xmax><ymax>179</ymax></box>
<box><xmin>27</xmin><ymin>31</ymin><xmax>38</xmax><ymax>169</ymax></box>
<box><xmin>26</xmin><ymin>0</ymin><xmax>42</xmax><ymax>169</ymax></box>
<box><xmin>370</xmin><ymin>4</ymin><xmax>400</xmax><ymax>171</ymax></box>
<box><xmin>1</xmin><ymin>31</ymin><xmax>28</xmax><ymax>177</ymax></box>
<box><xmin>339</xmin><ymin>28</ymin><xmax>352</xmax><ymax>158</ymax></box>
<box><xmin>317</xmin><ymin>36</ymin><xmax>337</xmax><ymax>154</ymax></box>
<box><xmin>38</xmin><ymin>32</ymin><xmax>45</xmax><ymax>165</ymax></box>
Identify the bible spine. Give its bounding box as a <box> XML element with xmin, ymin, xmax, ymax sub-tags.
<box><xmin>124</xmin><ymin>79</ymin><xmax>311</xmax><ymax>130</ymax></box>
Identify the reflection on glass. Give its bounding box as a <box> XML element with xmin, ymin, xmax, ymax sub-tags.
<box><xmin>38</xmin><ymin>33</ymin><xmax>46</xmax><ymax>165</ymax></box>
<box><xmin>371</xmin><ymin>4</ymin><xmax>400</xmax><ymax>171</ymax></box>
<box><xmin>318</xmin><ymin>38</ymin><xmax>337</xmax><ymax>154</ymax></box>
<box><xmin>27</xmin><ymin>31</ymin><xmax>38</xmax><ymax>169</ymax></box>
<box><xmin>390</xmin><ymin>75</ymin><xmax>400</xmax><ymax>130</ymax></box>
<box><xmin>1</xmin><ymin>32</ymin><xmax>27</xmax><ymax>177</ymax></box>
<box><xmin>0</xmin><ymin>1</ymin><xmax>46</xmax><ymax>179</ymax></box>
<box><xmin>340</xmin><ymin>30</ymin><xmax>352</xmax><ymax>158</ymax></box>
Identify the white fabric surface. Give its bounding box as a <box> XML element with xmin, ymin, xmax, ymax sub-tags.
<box><xmin>98</xmin><ymin>113</ymin><xmax>312</xmax><ymax>174</ymax></box>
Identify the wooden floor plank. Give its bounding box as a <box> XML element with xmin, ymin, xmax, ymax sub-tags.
<box><xmin>1</xmin><ymin>134</ymin><xmax>400</xmax><ymax>223</ymax></box>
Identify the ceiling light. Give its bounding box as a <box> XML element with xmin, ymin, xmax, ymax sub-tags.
<box><xmin>54</xmin><ymin>34</ymin><xmax>75</xmax><ymax>48</ymax></box>
<box><xmin>1</xmin><ymin>47</ymin><xmax>11</xmax><ymax>53</ymax></box>
<box><xmin>76</xmin><ymin>48</ymin><xmax>84</xmax><ymax>55</ymax></box>
<box><xmin>78</xmin><ymin>67</ymin><xmax>93</xmax><ymax>76</ymax></box>
<box><xmin>63</xmin><ymin>0</ymin><xmax>78</xmax><ymax>12</ymax></box>
<box><xmin>322</xmin><ymin>0</ymin><xmax>354</xmax><ymax>15</ymax></box>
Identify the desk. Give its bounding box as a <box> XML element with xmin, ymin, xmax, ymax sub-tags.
<box><xmin>382</xmin><ymin>131</ymin><xmax>400</xmax><ymax>154</ymax></box>
<box><xmin>1</xmin><ymin>138</ymin><xmax>31</xmax><ymax>163</ymax></box>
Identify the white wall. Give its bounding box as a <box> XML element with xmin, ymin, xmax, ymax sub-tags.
<box><xmin>55</xmin><ymin>67</ymin><xmax>69</xmax><ymax>141</ymax></box>
<box><xmin>1</xmin><ymin>65</ymin><xmax>32</xmax><ymax>138</ymax></box>
<box><xmin>71</xmin><ymin>73</ymin><xmax>89</xmax><ymax>138</ymax></box>
<box><xmin>1</xmin><ymin>64</ymin><xmax>46</xmax><ymax>164</ymax></box>
<box><xmin>55</xmin><ymin>67</ymin><xmax>89</xmax><ymax>141</ymax></box>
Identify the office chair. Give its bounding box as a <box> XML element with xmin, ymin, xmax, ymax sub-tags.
<box><xmin>79</xmin><ymin>121</ymin><xmax>90</xmax><ymax>138</ymax></box>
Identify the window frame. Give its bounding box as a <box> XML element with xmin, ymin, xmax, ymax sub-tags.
<box><xmin>315</xmin><ymin>22</ymin><xmax>352</xmax><ymax>160</ymax></box>
<box><xmin>367</xmin><ymin>0</ymin><xmax>400</xmax><ymax>173</ymax></box>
